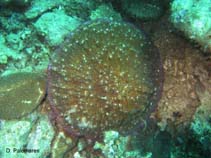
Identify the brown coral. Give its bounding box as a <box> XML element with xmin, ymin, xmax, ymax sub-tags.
<box><xmin>47</xmin><ymin>20</ymin><xmax>163</xmax><ymax>139</ymax></box>
<box><xmin>0</xmin><ymin>72</ymin><xmax>46</xmax><ymax>120</ymax></box>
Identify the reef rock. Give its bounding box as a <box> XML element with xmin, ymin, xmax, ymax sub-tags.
<box><xmin>0</xmin><ymin>0</ymin><xmax>31</xmax><ymax>7</ymax></box>
<box><xmin>149</xmin><ymin>18</ymin><xmax>211</xmax><ymax>134</ymax></box>
<box><xmin>90</xmin><ymin>3</ymin><xmax>122</xmax><ymax>21</ymax></box>
<box><xmin>0</xmin><ymin>114</ymin><xmax>54</xmax><ymax>158</ymax></box>
<box><xmin>24</xmin><ymin>0</ymin><xmax>63</xmax><ymax>19</ymax></box>
<box><xmin>34</xmin><ymin>10</ymin><xmax>82</xmax><ymax>46</ymax></box>
<box><xmin>171</xmin><ymin>0</ymin><xmax>211</xmax><ymax>53</ymax></box>
<box><xmin>121</xmin><ymin>0</ymin><xmax>165</xmax><ymax>20</ymax></box>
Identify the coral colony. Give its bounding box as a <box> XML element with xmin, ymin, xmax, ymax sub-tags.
<box><xmin>47</xmin><ymin>20</ymin><xmax>163</xmax><ymax>140</ymax></box>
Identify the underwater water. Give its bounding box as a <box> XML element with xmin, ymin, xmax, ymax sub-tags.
<box><xmin>0</xmin><ymin>0</ymin><xmax>211</xmax><ymax>158</ymax></box>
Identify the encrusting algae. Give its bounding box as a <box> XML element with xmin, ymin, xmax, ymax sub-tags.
<box><xmin>47</xmin><ymin>20</ymin><xmax>163</xmax><ymax>139</ymax></box>
<box><xmin>0</xmin><ymin>72</ymin><xmax>46</xmax><ymax>120</ymax></box>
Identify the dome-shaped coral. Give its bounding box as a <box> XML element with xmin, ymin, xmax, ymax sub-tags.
<box><xmin>0</xmin><ymin>72</ymin><xmax>46</xmax><ymax>120</ymax></box>
<box><xmin>47</xmin><ymin>20</ymin><xmax>163</xmax><ymax>139</ymax></box>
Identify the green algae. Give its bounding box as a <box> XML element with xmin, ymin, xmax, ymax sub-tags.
<box><xmin>0</xmin><ymin>72</ymin><xmax>46</xmax><ymax>120</ymax></box>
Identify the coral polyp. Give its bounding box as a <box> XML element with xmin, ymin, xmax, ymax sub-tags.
<box><xmin>47</xmin><ymin>20</ymin><xmax>163</xmax><ymax>139</ymax></box>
